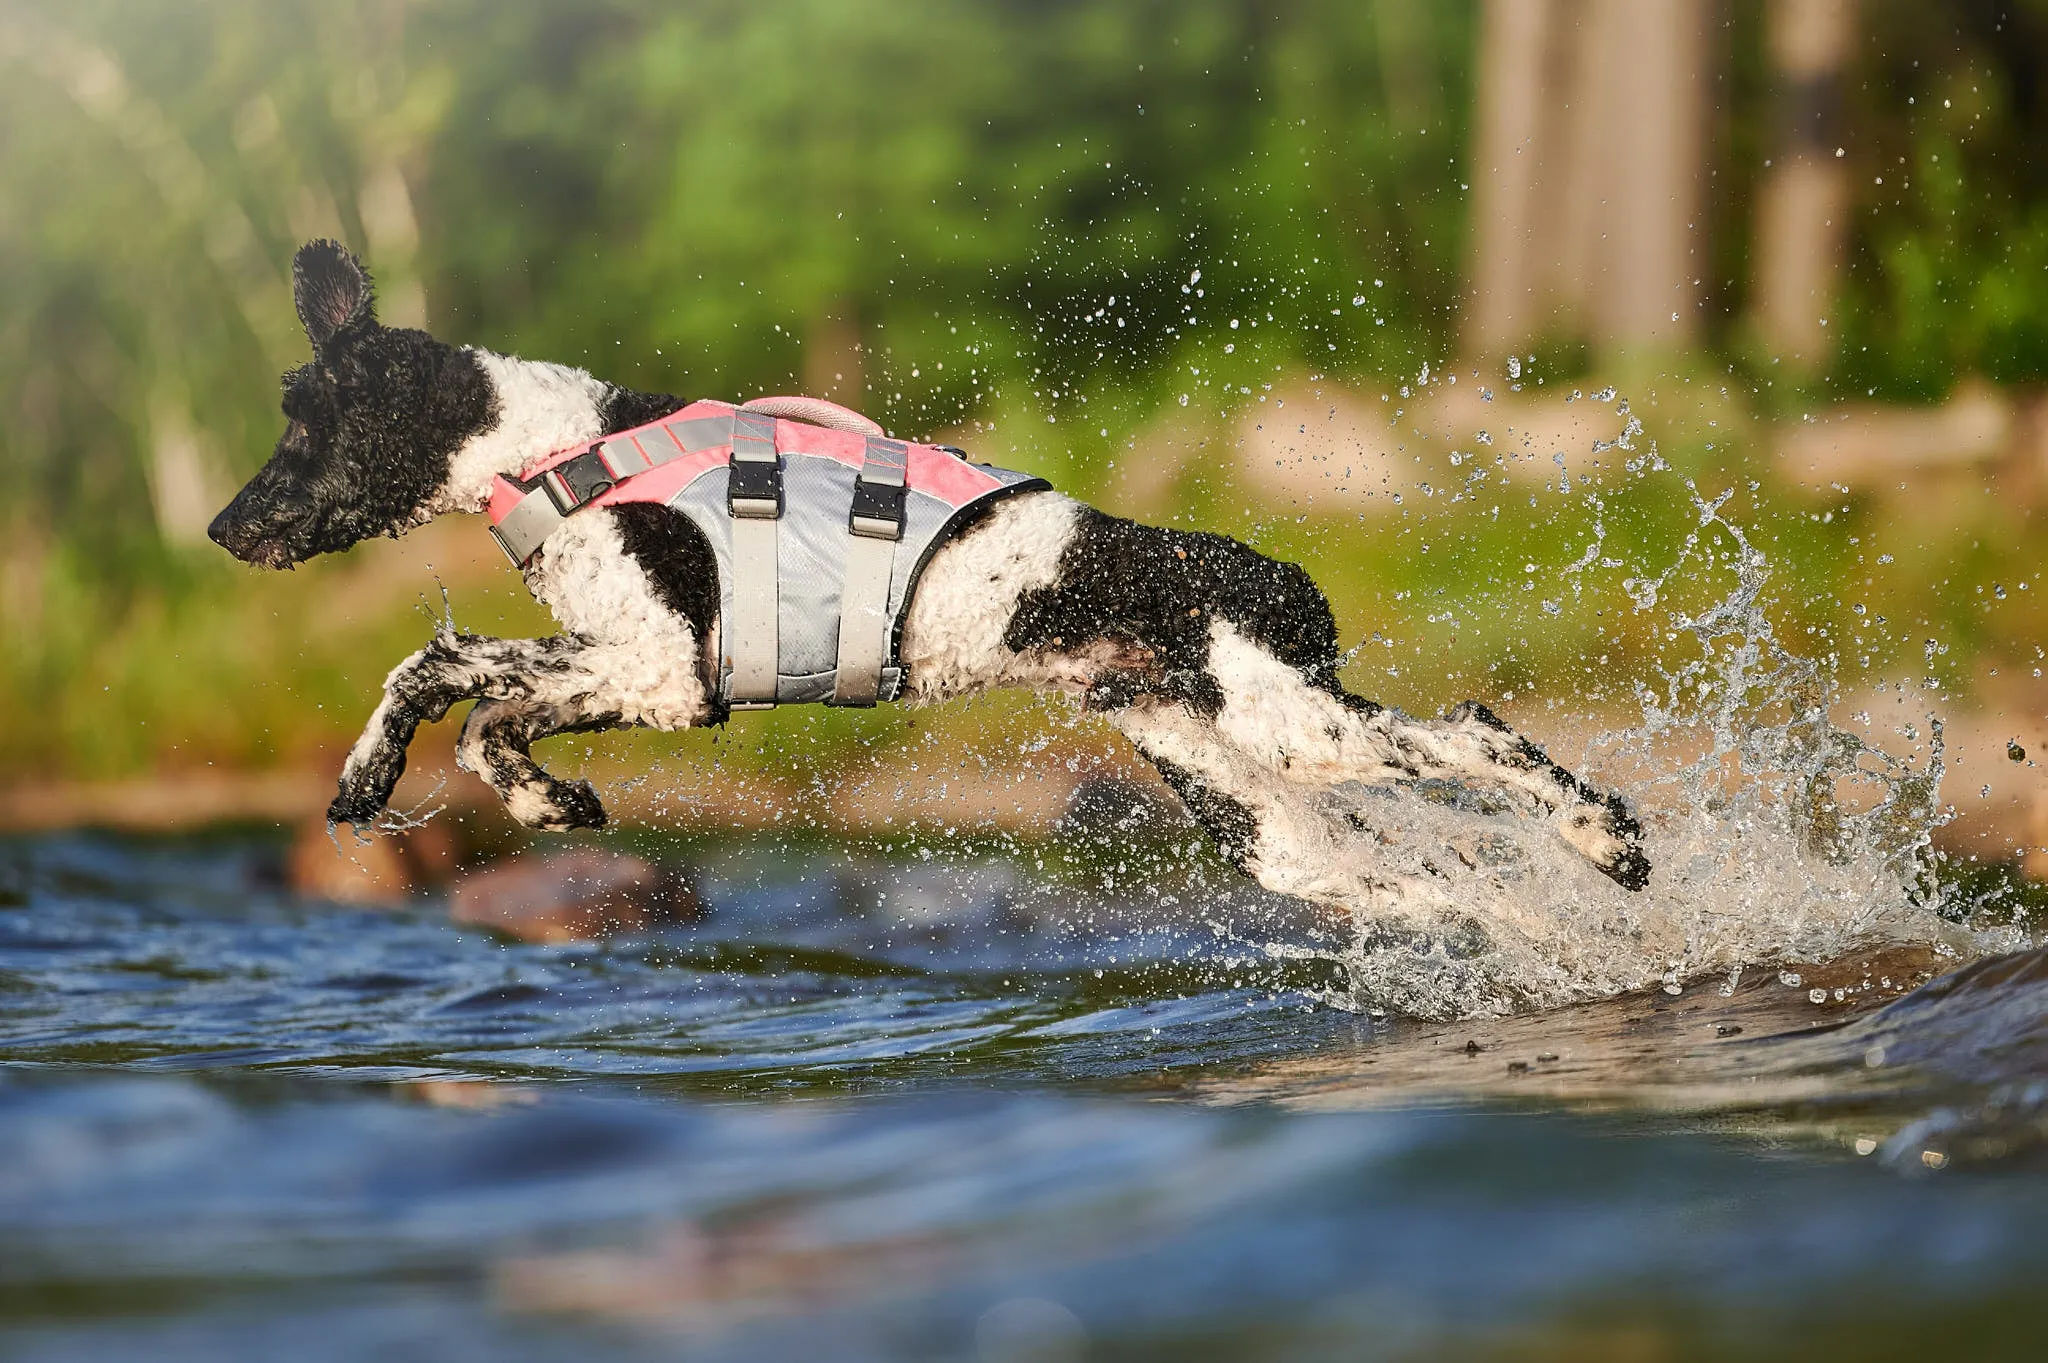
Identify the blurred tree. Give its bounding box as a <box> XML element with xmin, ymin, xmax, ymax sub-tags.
<box><xmin>1830</xmin><ymin>0</ymin><xmax>2048</xmax><ymax>400</ymax></box>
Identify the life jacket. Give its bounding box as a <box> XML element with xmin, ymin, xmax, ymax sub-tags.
<box><xmin>486</xmin><ymin>396</ymin><xmax>1049</xmax><ymax>709</ymax></box>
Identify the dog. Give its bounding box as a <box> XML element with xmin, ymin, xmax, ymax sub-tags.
<box><xmin>209</xmin><ymin>241</ymin><xmax>1649</xmax><ymax>903</ymax></box>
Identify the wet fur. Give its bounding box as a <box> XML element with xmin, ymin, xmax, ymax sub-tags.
<box><xmin>214</xmin><ymin>243</ymin><xmax>1650</xmax><ymax>901</ymax></box>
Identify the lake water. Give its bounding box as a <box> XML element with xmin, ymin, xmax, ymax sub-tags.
<box><xmin>4</xmin><ymin>827</ymin><xmax>2046</xmax><ymax>1362</ymax></box>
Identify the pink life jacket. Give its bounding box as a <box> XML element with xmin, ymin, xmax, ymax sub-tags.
<box><xmin>486</xmin><ymin>397</ymin><xmax>1049</xmax><ymax>709</ymax></box>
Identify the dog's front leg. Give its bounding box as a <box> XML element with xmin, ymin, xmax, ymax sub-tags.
<box><xmin>329</xmin><ymin>630</ymin><xmax>592</xmax><ymax>825</ymax></box>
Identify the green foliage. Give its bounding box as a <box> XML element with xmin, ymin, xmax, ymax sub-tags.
<box><xmin>1831</xmin><ymin>1</ymin><xmax>2048</xmax><ymax>400</ymax></box>
<box><xmin>2</xmin><ymin>0</ymin><xmax>2048</xmax><ymax>783</ymax></box>
<box><xmin>417</xmin><ymin>0</ymin><xmax>1474</xmax><ymax>490</ymax></box>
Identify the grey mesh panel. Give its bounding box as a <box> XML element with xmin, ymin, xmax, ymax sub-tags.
<box><xmin>668</xmin><ymin>451</ymin><xmax>1048</xmax><ymax>706</ymax></box>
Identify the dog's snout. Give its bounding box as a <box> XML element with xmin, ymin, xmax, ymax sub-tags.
<box><xmin>208</xmin><ymin>489</ymin><xmax>308</xmax><ymax>569</ymax></box>
<box><xmin>206</xmin><ymin>503</ymin><xmax>248</xmax><ymax>554</ymax></box>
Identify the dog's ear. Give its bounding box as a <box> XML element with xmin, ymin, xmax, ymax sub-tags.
<box><xmin>292</xmin><ymin>239</ymin><xmax>377</xmax><ymax>348</ymax></box>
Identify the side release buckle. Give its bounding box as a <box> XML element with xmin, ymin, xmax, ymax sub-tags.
<box><xmin>848</xmin><ymin>436</ymin><xmax>909</xmax><ymax>541</ymax></box>
<box><xmin>849</xmin><ymin>479</ymin><xmax>906</xmax><ymax>540</ymax></box>
<box><xmin>727</xmin><ymin>410</ymin><xmax>783</xmax><ymax>519</ymax></box>
<box><xmin>542</xmin><ymin>449</ymin><xmax>617</xmax><ymax>516</ymax></box>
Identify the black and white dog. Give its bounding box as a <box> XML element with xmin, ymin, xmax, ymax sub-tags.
<box><xmin>210</xmin><ymin>242</ymin><xmax>1649</xmax><ymax>899</ymax></box>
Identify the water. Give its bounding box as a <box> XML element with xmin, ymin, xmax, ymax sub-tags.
<box><xmin>6</xmin><ymin>387</ymin><xmax>2047</xmax><ymax>1357</ymax></box>
<box><xmin>1251</xmin><ymin>436</ymin><xmax>1997</xmax><ymax>1021</ymax></box>
<box><xmin>4</xmin><ymin>828</ymin><xmax>2048</xmax><ymax>1360</ymax></box>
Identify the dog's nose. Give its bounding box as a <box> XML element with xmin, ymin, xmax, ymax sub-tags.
<box><xmin>207</xmin><ymin>497</ymin><xmax>298</xmax><ymax>567</ymax></box>
<box><xmin>206</xmin><ymin>504</ymin><xmax>244</xmax><ymax>553</ymax></box>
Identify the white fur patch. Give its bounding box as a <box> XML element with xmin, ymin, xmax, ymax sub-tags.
<box><xmin>524</xmin><ymin>509</ymin><xmax>711</xmax><ymax>729</ymax></box>
<box><xmin>503</xmin><ymin>781</ymin><xmax>562</xmax><ymax>828</ymax></box>
<box><xmin>897</xmin><ymin>492</ymin><xmax>1082</xmax><ymax>701</ymax></box>
<box><xmin>1108</xmin><ymin>700</ymin><xmax>1390</xmax><ymax>905</ymax></box>
<box><xmin>431</xmin><ymin>349</ymin><xmax>610</xmax><ymax>515</ymax></box>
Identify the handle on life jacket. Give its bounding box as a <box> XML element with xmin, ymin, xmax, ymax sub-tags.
<box><xmin>740</xmin><ymin>395</ymin><xmax>886</xmax><ymax>438</ymax></box>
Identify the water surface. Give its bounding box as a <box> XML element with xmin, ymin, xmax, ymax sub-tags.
<box><xmin>3</xmin><ymin>830</ymin><xmax>2045</xmax><ymax>1361</ymax></box>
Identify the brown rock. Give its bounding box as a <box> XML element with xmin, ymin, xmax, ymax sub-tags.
<box><xmin>288</xmin><ymin>813</ymin><xmax>458</xmax><ymax>905</ymax></box>
<box><xmin>448</xmin><ymin>849</ymin><xmax>701</xmax><ymax>943</ymax></box>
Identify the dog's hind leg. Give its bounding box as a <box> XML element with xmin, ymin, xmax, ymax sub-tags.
<box><xmin>1108</xmin><ymin>701</ymin><xmax>1404</xmax><ymax>909</ymax></box>
<box><xmin>1200</xmin><ymin>623</ymin><xmax>1650</xmax><ymax>890</ymax></box>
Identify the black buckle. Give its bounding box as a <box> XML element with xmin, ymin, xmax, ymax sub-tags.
<box><xmin>542</xmin><ymin>449</ymin><xmax>616</xmax><ymax>516</ymax></box>
<box><xmin>849</xmin><ymin>477</ymin><xmax>906</xmax><ymax>540</ymax></box>
<box><xmin>727</xmin><ymin>454</ymin><xmax>783</xmax><ymax>518</ymax></box>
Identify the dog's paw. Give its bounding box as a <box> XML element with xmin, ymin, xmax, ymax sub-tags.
<box><xmin>505</xmin><ymin>778</ymin><xmax>608</xmax><ymax>833</ymax></box>
<box><xmin>331</xmin><ymin>733</ymin><xmax>410</xmax><ymax>827</ymax></box>
<box><xmin>1558</xmin><ymin>794</ymin><xmax>1652</xmax><ymax>892</ymax></box>
<box><xmin>328</xmin><ymin>776</ymin><xmax>393</xmax><ymax>828</ymax></box>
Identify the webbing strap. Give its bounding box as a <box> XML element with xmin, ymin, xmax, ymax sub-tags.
<box><xmin>725</xmin><ymin>410</ymin><xmax>782</xmax><ymax>708</ymax></box>
<box><xmin>490</xmin><ymin>411</ymin><xmax>735</xmax><ymax>567</ymax></box>
<box><xmin>490</xmin><ymin>490</ymin><xmax>566</xmax><ymax>567</ymax></box>
<box><xmin>830</xmin><ymin>437</ymin><xmax>908</xmax><ymax>706</ymax></box>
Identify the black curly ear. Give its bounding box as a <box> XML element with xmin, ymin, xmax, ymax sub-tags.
<box><xmin>292</xmin><ymin>239</ymin><xmax>376</xmax><ymax>348</ymax></box>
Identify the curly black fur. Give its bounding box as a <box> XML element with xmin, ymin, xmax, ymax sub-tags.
<box><xmin>595</xmin><ymin>384</ymin><xmax>689</xmax><ymax>432</ymax></box>
<box><xmin>210</xmin><ymin>244</ymin><xmax>497</xmax><ymax>568</ymax></box>
<box><xmin>1003</xmin><ymin>508</ymin><xmax>1357</xmax><ymax>717</ymax></box>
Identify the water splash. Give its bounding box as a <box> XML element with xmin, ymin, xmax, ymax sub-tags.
<box><xmin>1263</xmin><ymin>387</ymin><xmax>1981</xmax><ymax>1020</ymax></box>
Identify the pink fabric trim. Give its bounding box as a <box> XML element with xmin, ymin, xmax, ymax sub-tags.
<box><xmin>487</xmin><ymin>396</ymin><xmax>1002</xmax><ymax>530</ymax></box>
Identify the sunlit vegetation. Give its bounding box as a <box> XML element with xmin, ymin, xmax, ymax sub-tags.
<box><xmin>2</xmin><ymin>0</ymin><xmax>2044</xmax><ymax>782</ymax></box>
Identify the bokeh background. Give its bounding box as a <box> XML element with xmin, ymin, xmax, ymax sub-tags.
<box><xmin>5</xmin><ymin>0</ymin><xmax>2048</xmax><ymax>884</ymax></box>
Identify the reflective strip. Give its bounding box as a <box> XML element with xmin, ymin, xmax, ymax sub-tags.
<box><xmin>596</xmin><ymin>433</ymin><xmax>652</xmax><ymax>478</ymax></box>
<box><xmin>727</xmin><ymin>515</ymin><xmax>779</xmax><ymax>706</ymax></box>
<box><xmin>667</xmin><ymin>413</ymin><xmax>736</xmax><ymax>454</ymax></box>
<box><xmin>731</xmin><ymin>409</ymin><xmax>778</xmax><ymax>460</ymax></box>
<box><xmin>725</xmin><ymin>409</ymin><xmax>781</xmax><ymax>706</ymax></box>
<box><xmin>831</xmin><ymin>437</ymin><xmax>909</xmax><ymax>706</ymax></box>
<box><xmin>603</xmin><ymin>411</ymin><xmax>733</xmax><ymax>478</ymax></box>
<box><xmin>489</xmin><ymin>487</ymin><xmax>566</xmax><ymax>567</ymax></box>
<box><xmin>831</xmin><ymin>534</ymin><xmax>895</xmax><ymax>705</ymax></box>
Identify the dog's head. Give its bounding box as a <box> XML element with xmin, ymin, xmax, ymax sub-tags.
<box><xmin>209</xmin><ymin>241</ymin><xmax>494</xmax><ymax>568</ymax></box>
